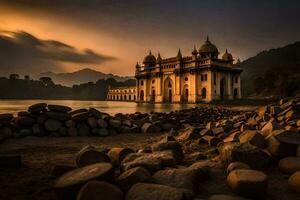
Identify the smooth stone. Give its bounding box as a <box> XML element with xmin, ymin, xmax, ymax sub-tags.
<box><xmin>77</xmin><ymin>181</ymin><xmax>123</xmax><ymax>200</ymax></box>
<box><xmin>48</xmin><ymin>105</ymin><xmax>72</xmax><ymax>113</ymax></box>
<box><xmin>227</xmin><ymin>169</ymin><xmax>268</xmax><ymax>198</ymax></box>
<box><xmin>239</xmin><ymin>130</ymin><xmax>265</xmax><ymax>148</ymax></box>
<box><xmin>44</xmin><ymin>119</ymin><xmax>62</xmax><ymax>132</ymax></box>
<box><xmin>76</xmin><ymin>145</ymin><xmax>111</xmax><ymax>167</ymax></box>
<box><xmin>141</xmin><ymin>122</ymin><xmax>160</xmax><ymax>133</ymax></box>
<box><xmin>72</xmin><ymin>112</ymin><xmax>90</xmax><ymax>122</ymax></box>
<box><xmin>288</xmin><ymin>171</ymin><xmax>300</xmax><ymax>193</ymax></box>
<box><xmin>54</xmin><ymin>163</ymin><xmax>113</xmax><ymax>200</ymax></box>
<box><xmin>227</xmin><ymin>162</ymin><xmax>251</xmax><ymax>174</ymax></box>
<box><xmin>28</xmin><ymin>103</ymin><xmax>47</xmax><ymax>113</ymax></box>
<box><xmin>117</xmin><ymin>167</ymin><xmax>151</xmax><ymax>191</ymax></box>
<box><xmin>46</xmin><ymin>111</ymin><xmax>70</xmax><ymax>121</ymax></box>
<box><xmin>278</xmin><ymin>157</ymin><xmax>300</xmax><ymax>174</ymax></box>
<box><xmin>98</xmin><ymin>119</ymin><xmax>108</xmax><ymax>128</ymax></box>
<box><xmin>108</xmin><ymin>147</ymin><xmax>134</xmax><ymax>166</ymax></box>
<box><xmin>87</xmin><ymin>117</ymin><xmax>98</xmax><ymax>128</ymax></box>
<box><xmin>51</xmin><ymin>164</ymin><xmax>76</xmax><ymax>178</ymax></box>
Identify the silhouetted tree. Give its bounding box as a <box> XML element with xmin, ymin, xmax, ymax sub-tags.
<box><xmin>39</xmin><ymin>77</ymin><xmax>54</xmax><ymax>86</ymax></box>
<box><xmin>9</xmin><ymin>74</ymin><xmax>19</xmax><ymax>80</ymax></box>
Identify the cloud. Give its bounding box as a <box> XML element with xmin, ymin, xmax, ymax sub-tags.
<box><xmin>0</xmin><ymin>30</ymin><xmax>116</xmax><ymax>76</ymax></box>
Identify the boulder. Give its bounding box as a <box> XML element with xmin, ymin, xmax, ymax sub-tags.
<box><xmin>122</xmin><ymin>120</ymin><xmax>132</xmax><ymax>127</ymax></box>
<box><xmin>151</xmin><ymin>141</ymin><xmax>184</xmax><ymax>163</ymax></box>
<box><xmin>71</xmin><ymin>111</ymin><xmax>90</xmax><ymax>122</ymax></box>
<box><xmin>238</xmin><ymin>130</ymin><xmax>265</xmax><ymax>148</ymax></box>
<box><xmin>108</xmin><ymin>147</ymin><xmax>134</xmax><ymax>166</ymax></box>
<box><xmin>227</xmin><ymin>169</ymin><xmax>268</xmax><ymax>198</ymax></box>
<box><xmin>261</xmin><ymin>121</ymin><xmax>283</xmax><ymax>137</ymax></box>
<box><xmin>109</xmin><ymin>119</ymin><xmax>122</xmax><ymax>129</ymax></box>
<box><xmin>87</xmin><ymin>117</ymin><xmax>98</xmax><ymax>128</ymax></box>
<box><xmin>75</xmin><ymin>145</ymin><xmax>111</xmax><ymax>167</ymax></box>
<box><xmin>141</xmin><ymin>122</ymin><xmax>160</xmax><ymax>133</ymax></box>
<box><xmin>98</xmin><ymin>119</ymin><xmax>108</xmax><ymax>128</ymax></box>
<box><xmin>54</xmin><ymin>163</ymin><xmax>113</xmax><ymax>200</ymax></box>
<box><xmin>0</xmin><ymin>113</ymin><xmax>13</xmax><ymax>125</ymax></box>
<box><xmin>68</xmin><ymin>127</ymin><xmax>77</xmax><ymax>137</ymax></box>
<box><xmin>69</xmin><ymin>108</ymin><xmax>88</xmax><ymax>116</ymax></box>
<box><xmin>89</xmin><ymin>108</ymin><xmax>103</xmax><ymax>119</ymax></box>
<box><xmin>278</xmin><ymin>157</ymin><xmax>300</xmax><ymax>174</ymax></box>
<box><xmin>15</xmin><ymin>116</ymin><xmax>35</xmax><ymax>126</ymax></box>
<box><xmin>77</xmin><ymin>124</ymin><xmax>90</xmax><ymax>136</ymax></box>
<box><xmin>200</xmin><ymin>128</ymin><xmax>213</xmax><ymax>136</ymax></box>
<box><xmin>199</xmin><ymin>136</ymin><xmax>222</xmax><ymax>146</ymax></box>
<box><xmin>44</xmin><ymin>119</ymin><xmax>62</xmax><ymax>132</ymax></box>
<box><xmin>125</xmin><ymin>183</ymin><xmax>184</xmax><ymax>200</ymax></box>
<box><xmin>65</xmin><ymin>120</ymin><xmax>75</xmax><ymax>128</ymax></box>
<box><xmin>152</xmin><ymin>168</ymin><xmax>199</xmax><ymax>194</ymax></box>
<box><xmin>117</xmin><ymin>167</ymin><xmax>151</xmax><ymax>191</ymax></box>
<box><xmin>121</xmin><ymin>151</ymin><xmax>176</xmax><ymax>173</ymax></box>
<box><xmin>32</xmin><ymin>124</ymin><xmax>45</xmax><ymax>136</ymax></box>
<box><xmin>177</xmin><ymin>126</ymin><xmax>202</xmax><ymax>141</ymax></box>
<box><xmin>266</xmin><ymin>130</ymin><xmax>298</xmax><ymax>159</ymax></box>
<box><xmin>77</xmin><ymin>181</ymin><xmax>123</xmax><ymax>200</ymax></box>
<box><xmin>48</xmin><ymin>105</ymin><xmax>72</xmax><ymax>113</ymax></box>
<box><xmin>219</xmin><ymin>143</ymin><xmax>271</xmax><ymax>170</ymax></box>
<box><xmin>46</xmin><ymin>111</ymin><xmax>70</xmax><ymax>121</ymax></box>
<box><xmin>227</xmin><ymin>162</ymin><xmax>251</xmax><ymax>174</ymax></box>
<box><xmin>28</xmin><ymin>103</ymin><xmax>47</xmax><ymax>114</ymax></box>
<box><xmin>212</xmin><ymin>127</ymin><xmax>224</xmax><ymax>136</ymax></box>
<box><xmin>288</xmin><ymin>171</ymin><xmax>300</xmax><ymax>193</ymax></box>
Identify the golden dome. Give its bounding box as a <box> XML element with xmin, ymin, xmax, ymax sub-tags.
<box><xmin>222</xmin><ymin>49</ymin><xmax>233</xmax><ymax>61</ymax></box>
<box><xmin>143</xmin><ymin>50</ymin><xmax>156</xmax><ymax>65</ymax></box>
<box><xmin>199</xmin><ymin>36</ymin><xmax>218</xmax><ymax>54</ymax></box>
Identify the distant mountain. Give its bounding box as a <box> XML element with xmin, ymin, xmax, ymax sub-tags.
<box><xmin>36</xmin><ymin>68</ymin><xmax>133</xmax><ymax>86</ymax></box>
<box><xmin>241</xmin><ymin>41</ymin><xmax>300</xmax><ymax>97</ymax></box>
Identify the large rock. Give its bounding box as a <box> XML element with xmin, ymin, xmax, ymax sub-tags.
<box><xmin>15</xmin><ymin>116</ymin><xmax>35</xmax><ymax>126</ymax></box>
<box><xmin>238</xmin><ymin>130</ymin><xmax>265</xmax><ymax>148</ymax></box>
<box><xmin>288</xmin><ymin>171</ymin><xmax>300</xmax><ymax>193</ymax></box>
<box><xmin>71</xmin><ymin>111</ymin><xmax>90</xmax><ymax>122</ymax></box>
<box><xmin>44</xmin><ymin>119</ymin><xmax>62</xmax><ymax>132</ymax></box>
<box><xmin>125</xmin><ymin>183</ymin><xmax>184</xmax><ymax>200</ymax></box>
<box><xmin>117</xmin><ymin>167</ymin><xmax>151</xmax><ymax>191</ymax></box>
<box><xmin>77</xmin><ymin>123</ymin><xmax>90</xmax><ymax>136</ymax></box>
<box><xmin>89</xmin><ymin>108</ymin><xmax>103</xmax><ymax>119</ymax></box>
<box><xmin>152</xmin><ymin>168</ymin><xmax>199</xmax><ymax>194</ymax></box>
<box><xmin>76</xmin><ymin>145</ymin><xmax>111</xmax><ymax>167</ymax></box>
<box><xmin>98</xmin><ymin>119</ymin><xmax>108</xmax><ymax>128</ymax></box>
<box><xmin>108</xmin><ymin>147</ymin><xmax>134</xmax><ymax>166</ymax></box>
<box><xmin>261</xmin><ymin>121</ymin><xmax>283</xmax><ymax>137</ymax></box>
<box><xmin>199</xmin><ymin>135</ymin><xmax>222</xmax><ymax>146</ymax></box>
<box><xmin>87</xmin><ymin>117</ymin><xmax>98</xmax><ymax>128</ymax></box>
<box><xmin>278</xmin><ymin>157</ymin><xmax>300</xmax><ymax>174</ymax></box>
<box><xmin>141</xmin><ymin>122</ymin><xmax>160</xmax><ymax>133</ymax></box>
<box><xmin>28</xmin><ymin>103</ymin><xmax>47</xmax><ymax>114</ymax></box>
<box><xmin>0</xmin><ymin>113</ymin><xmax>14</xmax><ymax>124</ymax></box>
<box><xmin>121</xmin><ymin>151</ymin><xmax>176</xmax><ymax>173</ymax></box>
<box><xmin>109</xmin><ymin>119</ymin><xmax>122</xmax><ymax>129</ymax></box>
<box><xmin>219</xmin><ymin>143</ymin><xmax>271</xmax><ymax>170</ymax></box>
<box><xmin>151</xmin><ymin>141</ymin><xmax>184</xmax><ymax>163</ymax></box>
<box><xmin>97</xmin><ymin>128</ymin><xmax>109</xmax><ymax>137</ymax></box>
<box><xmin>54</xmin><ymin>163</ymin><xmax>113</xmax><ymax>200</ymax></box>
<box><xmin>46</xmin><ymin>111</ymin><xmax>70</xmax><ymax>121</ymax></box>
<box><xmin>177</xmin><ymin>126</ymin><xmax>202</xmax><ymax>141</ymax></box>
<box><xmin>77</xmin><ymin>181</ymin><xmax>123</xmax><ymax>200</ymax></box>
<box><xmin>266</xmin><ymin>130</ymin><xmax>298</xmax><ymax>159</ymax></box>
<box><xmin>48</xmin><ymin>105</ymin><xmax>72</xmax><ymax>113</ymax></box>
<box><xmin>227</xmin><ymin>162</ymin><xmax>251</xmax><ymax>174</ymax></box>
<box><xmin>227</xmin><ymin>169</ymin><xmax>268</xmax><ymax>198</ymax></box>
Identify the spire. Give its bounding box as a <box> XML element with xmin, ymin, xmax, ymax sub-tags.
<box><xmin>177</xmin><ymin>48</ymin><xmax>182</xmax><ymax>59</ymax></box>
<box><xmin>149</xmin><ymin>50</ymin><xmax>152</xmax><ymax>55</ymax></box>
<box><xmin>206</xmin><ymin>35</ymin><xmax>209</xmax><ymax>42</ymax></box>
<box><xmin>135</xmin><ymin>61</ymin><xmax>141</xmax><ymax>68</ymax></box>
<box><xmin>236</xmin><ymin>58</ymin><xmax>241</xmax><ymax>64</ymax></box>
<box><xmin>157</xmin><ymin>52</ymin><xmax>162</xmax><ymax>64</ymax></box>
<box><xmin>225</xmin><ymin>48</ymin><xmax>228</xmax><ymax>53</ymax></box>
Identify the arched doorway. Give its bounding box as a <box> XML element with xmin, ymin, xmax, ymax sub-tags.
<box><xmin>164</xmin><ymin>78</ymin><xmax>173</xmax><ymax>103</ymax></box>
<box><xmin>234</xmin><ymin>88</ymin><xmax>238</xmax><ymax>99</ymax></box>
<box><xmin>120</xmin><ymin>95</ymin><xmax>123</xmax><ymax>101</ymax></box>
<box><xmin>201</xmin><ymin>88</ymin><xmax>207</xmax><ymax>99</ymax></box>
<box><xmin>182</xmin><ymin>84</ymin><xmax>189</xmax><ymax>102</ymax></box>
<box><xmin>151</xmin><ymin>88</ymin><xmax>156</xmax><ymax>102</ymax></box>
<box><xmin>140</xmin><ymin>90</ymin><xmax>144</xmax><ymax>101</ymax></box>
<box><xmin>220</xmin><ymin>78</ymin><xmax>225</xmax><ymax>99</ymax></box>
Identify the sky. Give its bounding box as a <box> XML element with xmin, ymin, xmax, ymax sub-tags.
<box><xmin>0</xmin><ymin>0</ymin><xmax>300</xmax><ymax>77</ymax></box>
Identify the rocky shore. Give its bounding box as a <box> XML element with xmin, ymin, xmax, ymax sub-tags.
<box><xmin>1</xmin><ymin>96</ymin><xmax>300</xmax><ymax>200</ymax></box>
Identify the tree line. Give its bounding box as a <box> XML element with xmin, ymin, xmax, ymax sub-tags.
<box><xmin>0</xmin><ymin>74</ymin><xmax>136</xmax><ymax>100</ymax></box>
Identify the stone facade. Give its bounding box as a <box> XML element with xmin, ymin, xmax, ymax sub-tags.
<box><xmin>106</xmin><ymin>86</ymin><xmax>137</xmax><ymax>101</ymax></box>
<box><xmin>135</xmin><ymin>37</ymin><xmax>242</xmax><ymax>103</ymax></box>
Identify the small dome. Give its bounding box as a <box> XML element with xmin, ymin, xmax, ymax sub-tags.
<box><xmin>192</xmin><ymin>45</ymin><xmax>198</xmax><ymax>55</ymax></box>
<box><xmin>222</xmin><ymin>49</ymin><xmax>233</xmax><ymax>61</ymax></box>
<box><xmin>199</xmin><ymin>36</ymin><xmax>218</xmax><ymax>54</ymax></box>
<box><xmin>143</xmin><ymin>50</ymin><xmax>156</xmax><ymax>66</ymax></box>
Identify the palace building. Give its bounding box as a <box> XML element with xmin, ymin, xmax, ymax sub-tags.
<box><xmin>134</xmin><ymin>37</ymin><xmax>242</xmax><ymax>103</ymax></box>
<box><xmin>106</xmin><ymin>86</ymin><xmax>137</xmax><ymax>101</ymax></box>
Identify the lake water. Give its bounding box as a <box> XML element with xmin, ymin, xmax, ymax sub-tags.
<box><xmin>0</xmin><ymin>99</ymin><xmax>256</xmax><ymax>116</ymax></box>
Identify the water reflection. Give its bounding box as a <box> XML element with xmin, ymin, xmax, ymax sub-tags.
<box><xmin>0</xmin><ymin>100</ymin><xmax>200</xmax><ymax>115</ymax></box>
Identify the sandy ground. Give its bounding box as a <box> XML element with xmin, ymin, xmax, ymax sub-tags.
<box><xmin>0</xmin><ymin>134</ymin><xmax>300</xmax><ymax>200</ymax></box>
